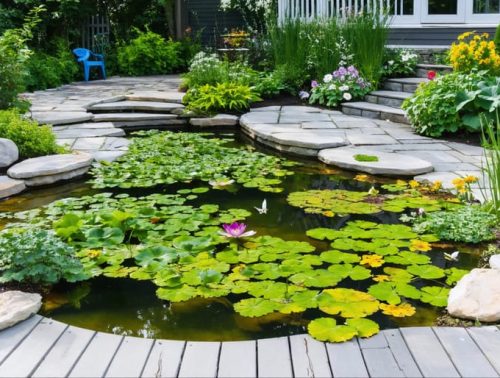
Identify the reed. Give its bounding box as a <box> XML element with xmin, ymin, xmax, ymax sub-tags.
<box><xmin>480</xmin><ymin>112</ymin><xmax>500</xmax><ymax>221</ymax></box>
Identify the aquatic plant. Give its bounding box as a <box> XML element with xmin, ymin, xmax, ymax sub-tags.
<box><xmin>219</xmin><ymin>222</ymin><xmax>256</xmax><ymax>238</ymax></box>
<box><xmin>90</xmin><ymin>131</ymin><xmax>295</xmax><ymax>193</ymax></box>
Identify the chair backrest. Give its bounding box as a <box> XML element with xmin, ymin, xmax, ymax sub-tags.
<box><xmin>73</xmin><ymin>48</ymin><xmax>91</xmax><ymax>62</ymax></box>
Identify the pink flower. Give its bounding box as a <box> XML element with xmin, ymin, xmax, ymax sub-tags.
<box><xmin>311</xmin><ymin>80</ymin><xmax>318</xmax><ymax>88</ymax></box>
<box><xmin>427</xmin><ymin>71</ymin><xmax>437</xmax><ymax>81</ymax></box>
<box><xmin>219</xmin><ymin>222</ymin><xmax>256</xmax><ymax>238</ymax></box>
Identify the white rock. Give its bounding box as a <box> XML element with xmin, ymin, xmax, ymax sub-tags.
<box><xmin>0</xmin><ymin>291</ymin><xmax>42</xmax><ymax>330</ymax></box>
<box><xmin>7</xmin><ymin>153</ymin><xmax>93</xmax><ymax>179</ymax></box>
<box><xmin>447</xmin><ymin>269</ymin><xmax>500</xmax><ymax>322</ymax></box>
<box><xmin>0</xmin><ymin>176</ymin><xmax>26</xmax><ymax>199</ymax></box>
<box><xmin>490</xmin><ymin>255</ymin><xmax>500</xmax><ymax>270</ymax></box>
<box><xmin>0</xmin><ymin>139</ymin><xmax>19</xmax><ymax>168</ymax></box>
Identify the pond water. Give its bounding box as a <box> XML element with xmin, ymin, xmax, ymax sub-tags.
<box><xmin>0</xmin><ymin>132</ymin><xmax>482</xmax><ymax>341</ymax></box>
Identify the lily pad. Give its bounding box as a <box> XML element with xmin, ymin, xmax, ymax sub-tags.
<box><xmin>318</xmin><ymin>288</ymin><xmax>379</xmax><ymax>318</ymax></box>
<box><xmin>420</xmin><ymin>286</ymin><xmax>450</xmax><ymax>307</ymax></box>
<box><xmin>307</xmin><ymin>318</ymin><xmax>358</xmax><ymax>343</ymax></box>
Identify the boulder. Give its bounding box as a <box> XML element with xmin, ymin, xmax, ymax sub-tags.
<box><xmin>447</xmin><ymin>269</ymin><xmax>500</xmax><ymax>322</ymax></box>
<box><xmin>490</xmin><ymin>255</ymin><xmax>500</xmax><ymax>270</ymax></box>
<box><xmin>0</xmin><ymin>139</ymin><xmax>19</xmax><ymax>168</ymax></box>
<box><xmin>0</xmin><ymin>176</ymin><xmax>26</xmax><ymax>199</ymax></box>
<box><xmin>0</xmin><ymin>291</ymin><xmax>42</xmax><ymax>330</ymax></box>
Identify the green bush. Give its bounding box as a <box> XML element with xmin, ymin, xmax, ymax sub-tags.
<box><xmin>412</xmin><ymin>205</ymin><xmax>497</xmax><ymax>244</ymax></box>
<box><xmin>24</xmin><ymin>40</ymin><xmax>79</xmax><ymax>91</ymax></box>
<box><xmin>402</xmin><ymin>72</ymin><xmax>486</xmax><ymax>137</ymax></box>
<box><xmin>0</xmin><ymin>229</ymin><xmax>87</xmax><ymax>285</ymax></box>
<box><xmin>183</xmin><ymin>83</ymin><xmax>261</xmax><ymax>114</ymax></box>
<box><xmin>117</xmin><ymin>30</ymin><xmax>182</xmax><ymax>76</ymax></box>
<box><xmin>0</xmin><ymin>109</ymin><xmax>62</xmax><ymax>158</ymax></box>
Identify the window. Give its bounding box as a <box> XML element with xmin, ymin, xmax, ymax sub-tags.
<box><xmin>428</xmin><ymin>0</ymin><xmax>458</xmax><ymax>15</ymax></box>
<box><xmin>474</xmin><ymin>0</ymin><xmax>500</xmax><ymax>13</ymax></box>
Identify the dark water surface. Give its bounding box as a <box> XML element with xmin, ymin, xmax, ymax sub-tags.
<box><xmin>0</xmin><ymin>133</ymin><xmax>482</xmax><ymax>341</ymax></box>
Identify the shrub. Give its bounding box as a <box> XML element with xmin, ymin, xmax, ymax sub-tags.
<box><xmin>0</xmin><ymin>109</ymin><xmax>62</xmax><ymax>158</ymax></box>
<box><xmin>412</xmin><ymin>205</ymin><xmax>497</xmax><ymax>244</ymax></box>
<box><xmin>449</xmin><ymin>31</ymin><xmax>500</xmax><ymax>74</ymax></box>
<box><xmin>117</xmin><ymin>30</ymin><xmax>182</xmax><ymax>76</ymax></box>
<box><xmin>183</xmin><ymin>83</ymin><xmax>261</xmax><ymax>113</ymax></box>
<box><xmin>308</xmin><ymin>66</ymin><xmax>371</xmax><ymax>107</ymax></box>
<box><xmin>0</xmin><ymin>229</ymin><xmax>87</xmax><ymax>285</ymax></box>
<box><xmin>24</xmin><ymin>40</ymin><xmax>79</xmax><ymax>91</ymax></box>
<box><xmin>253</xmin><ymin>68</ymin><xmax>287</xmax><ymax>97</ymax></box>
<box><xmin>402</xmin><ymin>72</ymin><xmax>485</xmax><ymax>137</ymax></box>
<box><xmin>381</xmin><ymin>49</ymin><xmax>419</xmax><ymax>78</ymax></box>
<box><xmin>0</xmin><ymin>6</ymin><xmax>43</xmax><ymax>109</ymax></box>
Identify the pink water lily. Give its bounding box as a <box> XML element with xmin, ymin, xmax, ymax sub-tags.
<box><xmin>219</xmin><ymin>222</ymin><xmax>256</xmax><ymax>238</ymax></box>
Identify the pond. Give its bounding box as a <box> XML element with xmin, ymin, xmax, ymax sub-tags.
<box><xmin>0</xmin><ymin>131</ymin><xmax>482</xmax><ymax>342</ymax></box>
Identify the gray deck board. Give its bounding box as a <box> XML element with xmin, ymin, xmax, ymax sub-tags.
<box><xmin>434</xmin><ymin>327</ymin><xmax>499</xmax><ymax>377</ymax></box>
<box><xmin>32</xmin><ymin>325</ymin><xmax>95</xmax><ymax>378</ymax></box>
<box><xmin>68</xmin><ymin>332</ymin><xmax>123</xmax><ymax>378</ymax></box>
<box><xmin>105</xmin><ymin>336</ymin><xmax>154</xmax><ymax>378</ymax></box>
<box><xmin>361</xmin><ymin>348</ymin><xmax>406</xmax><ymax>378</ymax></box>
<box><xmin>0</xmin><ymin>318</ymin><xmax>67</xmax><ymax>378</ymax></box>
<box><xmin>0</xmin><ymin>315</ymin><xmax>41</xmax><ymax>364</ymax></box>
<box><xmin>218</xmin><ymin>340</ymin><xmax>256</xmax><ymax>378</ymax></box>
<box><xmin>382</xmin><ymin>329</ymin><xmax>422</xmax><ymax>378</ymax></box>
<box><xmin>400</xmin><ymin>327</ymin><xmax>460</xmax><ymax>377</ymax></box>
<box><xmin>141</xmin><ymin>340</ymin><xmax>185</xmax><ymax>378</ymax></box>
<box><xmin>289</xmin><ymin>334</ymin><xmax>332</xmax><ymax>378</ymax></box>
<box><xmin>467</xmin><ymin>326</ymin><xmax>500</xmax><ymax>375</ymax></box>
<box><xmin>326</xmin><ymin>338</ymin><xmax>369</xmax><ymax>378</ymax></box>
<box><xmin>177</xmin><ymin>341</ymin><xmax>220</xmax><ymax>378</ymax></box>
<box><xmin>258</xmin><ymin>336</ymin><xmax>293</xmax><ymax>378</ymax></box>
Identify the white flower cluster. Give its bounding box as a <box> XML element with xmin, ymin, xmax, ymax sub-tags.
<box><xmin>189</xmin><ymin>52</ymin><xmax>220</xmax><ymax>71</ymax></box>
<box><xmin>220</xmin><ymin>0</ymin><xmax>272</xmax><ymax>12</ymax></box>
<box><xmin>400</xmin><ymin>49</ymin><xmax>418</xmax><ymax>63</ymax></box>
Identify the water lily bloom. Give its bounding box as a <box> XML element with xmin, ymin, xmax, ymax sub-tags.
<box><xmin>219</xmin><ymin>222</ymin><xmax>256</xmax><ymax>238</ymax></box>
<box><xmin>427</xmin><ymin>71</ymin><xmax>437</xmax><ymax>80</ymax></box>
<box><xmin>209</xmin><ymin>179</ymin><xmax>235</xmax><ymax>187</ymax></box>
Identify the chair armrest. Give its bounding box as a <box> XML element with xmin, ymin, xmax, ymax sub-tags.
<box><xmin>92</xmin><ymin>53</ymin><xmax>105</xmax><ymax>61</ymax></box>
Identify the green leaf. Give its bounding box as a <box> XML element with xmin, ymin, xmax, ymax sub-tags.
<box><xmin>234</xmin><ymin>298</ymin><xmax>281</xmax><ymax>317</ymax></box>
<box><xmin>156</xmin><ymin>285</ymin><xmax>198</xmax><ymax>302</ymax></box>
<box><xmin>318</xmin><ymin>288</ymin><xmax>379</xmax><ymax>318</ymax></box>
<box><xmin>346</xmin><ymin>318</ymin><xmax>380</xmax><ymax>338</ymax></box>
<box><xmin>308</xmin><ymin>318</ymin><xmax>358</xmax><ymax>343</ymax></box>
<box><xmin>320</xmin><ymin>250</ymin><xmax>361</xmax><ymax>264</ymax></box>
<box><xmin>420</xmin><ymin>286</ymin><xmax>450</xmax><ymax>307</ymax></box>
<box><xmin>407</xmin><ymin>265</ymin><xmax>446</xmax><ymax>280</ymax></box>
<box><xmin>385</xmin><ymin>252</ymin><xmax>431</xmax><ymax>266</ymax></box>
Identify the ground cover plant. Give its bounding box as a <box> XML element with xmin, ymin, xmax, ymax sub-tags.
<box><xmin>90</xmin><ymin>131</ymin><xmax>295</xmax><ymax>193</ymax></box>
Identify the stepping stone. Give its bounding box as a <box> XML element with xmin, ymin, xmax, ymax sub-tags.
<box><xmin>113</xmin><ymin>119</ymin><xmax>188</xmax><ymax>130</ymax></box>
<box><xmin>240</xmin><ymin>112</ymin><xmax>280</xmax><ymax>125</ymax></box>
<box><xmin>93</xmin><ymin>113</ymin><xmax>178</xmax><ymax>123</ymax></box>
<box><xmin>0</xmin><ymin>139</ymin><xmax>19</xmax><ymax>168</ymax></box>
<box><xmin>126</xmin><ymin>91</ymin><xmax>185</xmax><ymax>104</ymax></box>
<box><xmin>88</xmin><ymin>101</ymin><xmax>184</xmax><ymax>113</ymax></box>
<box><xmin>7</xmin><ymin>153</ymin><xmax>93</xmax><ymax>187</ymax></box>
<box><xmin>250</xmin><ymin>106</ymin><xmax>281</xmax><ymax>112</ymax></box>
<box><xmin>31</xmin><ymin>112</ymin><xmax>93</xmax><ymax>126</ymax></box>
<box><xmin>65</xmin><ymin>122</ymin><xmax>116</xmax><ymax>129</ymax></box>
<box><xmin>190</xmin><ymin>114</ymin><xmax>239</xmax><ymax>127</ymax></box>
<box><xmin>270</xmin><ymin>131</ymin><xmax>347</xmax><ymax>149</ymax></box>
<box><xmin>0</xmin><ymin>176</ymin><xmax>26</xmax><ymax>199</ymax></box>
<box><xmin>54</xmin><ymin>127</ymin><xmax>125</xmax><ymax>139</ymax></box>
<box><xmin>414</xmin><ymin>172</ymin><xmax>461</xmax><ymax>188</ymax></box>
<box><xmin>318</xmin><ymin>147</ymin><xmax>434</xmax><ymax>176</ymax></box>
<box><xmin>71</xmin><ymin>137</ymin><xmax>106</xmax><ymax>151</ymax></box>
<box><xmin>92</xmin><ymin>150</ymin><xmax>127</xmax><ymax>162</ymax></box>
<box><xmin>301</xmin><ymin>121</ymin><xmax>336</xmax><ymax>129</ymax></box>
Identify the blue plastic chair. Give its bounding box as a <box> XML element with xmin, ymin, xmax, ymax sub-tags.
<box><xmin>73</xmin><ymin>48</ymin><xmax>107</xmax><ymax>82</ymax></box>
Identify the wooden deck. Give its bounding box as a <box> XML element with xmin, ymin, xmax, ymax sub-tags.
<box><xmin>0</xmin><ymin>316</ymin><xmax>499</xmax><ymax>378</ymax></box>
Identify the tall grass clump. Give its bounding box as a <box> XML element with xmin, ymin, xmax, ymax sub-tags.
<box><xmin>342</xmin><ymin>12</ymin><xmax>389</xmax><ymax>84</ymax></box>
<box><xmin>481</xmin><ymin>112</ymin><xmax>500</xmax><ymax>221</ymax></box>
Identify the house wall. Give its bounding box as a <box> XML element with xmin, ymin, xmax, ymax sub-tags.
<box><xmin>388</xmin><ymin>27</ymin><xmax>496</xmax><ymax>46</ymax></box>
<box><xmin>182</xmin><ymin>0</ymin><xmax>244</xmax><ymax>46</ymax></box>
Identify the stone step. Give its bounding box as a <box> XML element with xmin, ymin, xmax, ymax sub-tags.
<box><xmin>92</xmin><ymin>113</ymin><xmax>178</xmax><ymax>123</ymax></box>
<box><xmin>416</xmin><ymin>63</ymin><xmax>452</xmax><ymax>78</ymax></box>
<box><xmin>125</xmin><ymin>91</ymin><xmax>185</xmax><ymax>104</ymax></box>
<box><xmin>341</xmin><ymin>101</ymin><xmax>409</xmax><ymax>124</ymax></box>
<box><xmin>115</xmin><ymin>118</ymin><xmax>188</xmax><ymax>131</ymax></box>
<box><xmin>383</xmin><ymin>77</ymin><xmax>428</xmax><ymax>93</ymax></box>
<box><xmin>0</xmin><ymin>176</ymin><xmax>26</xmax><ymax>199</ymax></box>
<box><xmin>88</xmin><ymin>100</ymin><xmax>184</xmax><ymax>113</ymax></box>
<box><xmin>31</xmin><ymin>112</ymin><xmax>93</xmax><ymax>126</ymax></box>
<box><xmin>365</xmin><ymin>90</ymin><xmax>413</xmax><ymax>108</ymax></box>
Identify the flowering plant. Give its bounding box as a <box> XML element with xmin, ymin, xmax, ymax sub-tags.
<box><xmin>222</xmin><ymin>29</ymin><xmax>250</xmax><ymax>48</ymax></box>
<box><xmin>449</xmin><ymin>31</ymin><xmax>500</xmax><ymax>74</ymax></box>
<box><xmin>381</xmin><ymin>48</ymin><xmax>419</xmax><ymax>78</ymax></box>
<box><xmin>307</xmin><ymin>66</ymin><xmax>370</xmax><ymax>107</ymax></box>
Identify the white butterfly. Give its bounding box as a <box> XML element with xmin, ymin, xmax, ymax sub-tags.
<box><xmin>444</xmin><ymin>251</ymin><xmax>460</xmax><ymax>262</ymax></box>
<box><xmin>255</xmin><ymin>199</ymin><xmax>268</xmax><ymax>214</ymax></box>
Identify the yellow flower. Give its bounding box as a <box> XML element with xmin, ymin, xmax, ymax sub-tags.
<box><xmin>431</xmin><ymin>180</ymin><xmax>442</xmax><ymax>191</ymax></box>
<box><xmin>355</xmin><ymin>174</ymin><xmax>369</xmax><ymax>182</ymax></box>
<box><xmin>409</xmin><ymin>180</ymin><xmax>420</xmax><ymax>189</ymax></box>
<box><xmin>373</xmin><ymin>275</ymin><xmax>390</xmax><ymax>282</ymax></box>
<box><xmin>410</xmin><ymin>240</ymin><xmax>432</xmax><ymax>252</ymax></box>
<box><xmin>396</xmin><ymin>179</ymin><xmax>407</xmax><ymax>186</ymax></box>
<box><xmin>452</xmin><ymin>178</ymin><xmax>465</xmax><ymax>189</ymax></box>
<box><xmin>464</xmin><ymin>175</ymin><xmax>479</xmax><ymax>184</ymax></box>
<box><xmin>361</xmin><ymin>254</ymin><xmax>384</xmax><ymax>268</ymax></box>
<box><xmin>380</xmin><ymin>303</ymin><xmax>416</xmax><ymax>317</ymax></box>
<box><xmin>323</xmin><ymin>210</ymin><xmax>335</xmax><ymax>217</ymax></box>
<box><xmin>86</xmin><ymin>249</ymin><xmax>101</xmax><ymax>259</ymax></box>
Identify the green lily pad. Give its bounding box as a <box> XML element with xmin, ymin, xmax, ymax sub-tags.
<box><xmin>320</xmin><ymin>250</ymin><xmax>361</xmax><ymax>264</ymax></box>
<box><xmin>407</xmin><ymin>265</ymin><xmax>446</xmax><ymax>280</ymax></box>
<box><xmin>346</xmin><ymin>318</ymin><xmax>380</xmax><ymax>338</ymax></box>
<box><xmin>420</xmin><ymin>286</ymin><xmax>450</xmax><ymax>307</ymax></box>
<box><xmin>234</xmin><ymin>298</ymin><xmax>281</xmax><ymax>317</ymax></box>
<box><xmin>307</xmin><ymin>318</ymin><xmax>358</xmax><ymax>343</ymax></box>
<box><xmin>318</xmin><ymin>288</ymin><xmax>379</xmax><ymax>318</ymax></box>
<box><xmin>157</xmin><ymin>285</ymin><xmax>198</xmax><ymax>302</ymax></box>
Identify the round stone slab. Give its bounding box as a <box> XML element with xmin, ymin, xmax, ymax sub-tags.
<box><xmin>270</xmin><ymin>132</ymin><xmax>347</xmax><ymax>149</ymax></box>
<box><xmin>318</xmin><ymin>147</ymin><xmax>433</xmax><ymax>176</ymax></box>
<box><xmin>7</xmin><ymin>153</ymin><xmax>93</xmax><ymax>179</ymax></box>
<box><xmin>0</xmin><ymin>176</ymin><xmax>26</xmax><ymax>199</ymax></box>
<box><xmin>31</xmin><ymin>112</ymin><xmax>93</xmax><ymax>126</ymax></box>
<box><xmin>0</xmin><ymin>138</ymin><xmax>19</xmax><ymax>168</ymax></box>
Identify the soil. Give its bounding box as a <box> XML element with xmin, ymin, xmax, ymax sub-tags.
<box><xmin>0</xmin><ymin>282</ymin><xmax>47</xmax><ymax>295</ymax></box>
<box><xmin>252</xmin><ymin>94</ymin><xmax>303</xmax><ymax>108</ymax></box>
